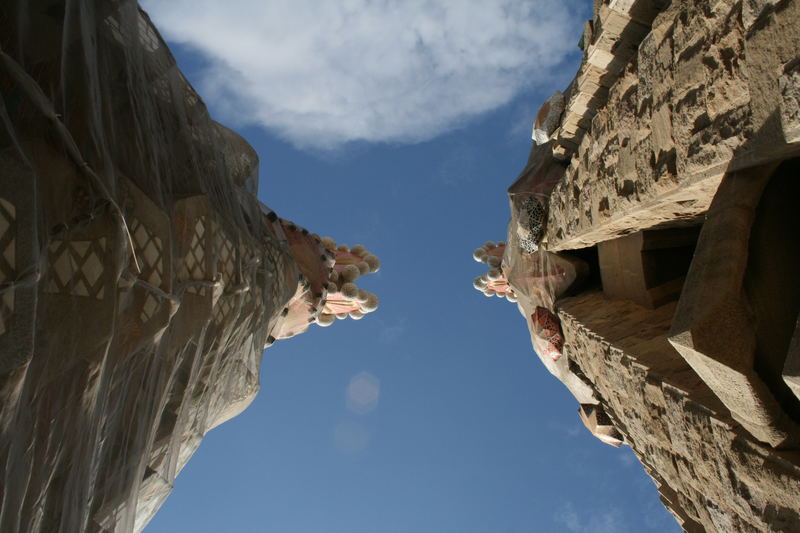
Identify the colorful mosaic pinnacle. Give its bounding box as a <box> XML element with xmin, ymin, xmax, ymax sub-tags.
<box><xmin>316</xmin><ymin>237</ymin><xmax>380</xmax><ymax>326</ymax></box>
<box><xmin>472</xmin><ymin>241</ymin><xmax>517</xmax><ymax>303</ymax></box>
<box><xmin>263</xmin><ymin>215</ymin><xmax>380</xmax><ymax>341</ymax></box>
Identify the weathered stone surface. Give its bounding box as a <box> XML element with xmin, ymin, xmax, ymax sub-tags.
<box><xmin>669</xmin><ymin>163</ymin><xmax>800</xmax><ymax>448</ymax></box>
<box><xmin>497</xmin><ymin>1</ymin><xmax>800</xmax><ymax>531</ymax></box>
<box><xmin>598</xmin><ymin>227</ymin><xmax>697</xmax><ymax>309</ymax></box>
<box><xmin>554</xmin><ymin>0</ymin><xmax>664</xmax><ymax>160</ymax></box>
<box><xmin>579</xmin><ymin>403</ymin><xmax>624</xmax><ymax>447</ymax></box>
<box><xmin>546</xmin><ymin>0</ymin><xmax>800</xmax><ymax>251</ymax></box>
<box><xmin>558</xmin><ymin>291</ymin><xmax>800</xmax><ymax>533</ymax></box>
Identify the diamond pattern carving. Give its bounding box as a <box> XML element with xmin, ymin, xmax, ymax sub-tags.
<box><xmin>129</xmin><ymin>217</ymin><xmax>164</xmax><ymax>288</ymax></box>
<box><xmin>213</xmin><ymin>296</ymin><xmax>234</xmax><ymax>326</ymax></box>
<box><xmin>137</xmin><ymin>13</ymin><xmax>159</xmax><ymax>52</ymax></box>
<box><xmin>140</xmin><ymin>293</ymin><xmax>159</xmax><ymax>324</ymax></box>
<box><xmin>0</xmin><ymin>198</ymin><xmax>15</xmax><ymax>335</ymax></box>
<box><xmin>104</xmin><ymin>13</ymin><xmax>159</xmax><ymax>52</ymax></box>
<box><xmin>178</xmin><ymin>217</ymin><xmax>207</xmax><ymax>283</ymax></box>
<box><xmin>264</xmin><ymin>242</ymin><xmax>288</xmax><ymax>304</ymax></box>
<box><xmin>218</xmin><ymin>233</ymin><xmax>236</xmax><ymax>285</ymax></box>
<box><xmin>178</xmin><ymin>217</ymin><xmax>211</xmax><ymax>296</ymax></box>
<box><xmin>45</xmin><ymin>237</ymin><xmax>108</xmax><ymax>299</ymax></box>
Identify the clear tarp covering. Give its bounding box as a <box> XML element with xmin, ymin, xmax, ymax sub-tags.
<box><xmin>507</xmin><ymin>140</ymin><xmax>566</xmax><ymax>254</ymax></box>
<box><xmin>497</xmin><ymin>141</ymin><xmax>596</xmax><ymax>404</ymax></box>
<box><xmin>0</xmin><ymin>1</ymin><xmax>301</xmax><ymax>531</ymax></box>
<box><xmin>504</xmin><ymin>141</ymin><xmax>579</xmax><ymax>312</ymax></box>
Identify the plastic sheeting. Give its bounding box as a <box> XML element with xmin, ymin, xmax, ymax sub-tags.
<box><xmin>491</xmin><ymin>140</ymin><xmax>597</xmax><ymax>405</ymax></box>
<box><xmin>504</xmin><ymin>142</ymin><xmax>584</xmax><ymax>311</ymax></box>
<box><xmin>0</xmin><ymin>1</ymin><xmax>301</xmax><ymax>531</ymax></box>
<box><xmin>508</xmin><ymin>140</ymin><xmax>565</xmax><ymax>254</ymax></box>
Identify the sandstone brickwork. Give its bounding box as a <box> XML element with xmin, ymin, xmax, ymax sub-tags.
<box><xmin>490</xmin><ymin>1</ymin><xmax>800</xmax><ymax>531</ymax></box>
<box><xmin>559</xmin><ymin>292</ymin><xmax>800</xmax><ymax>532</ymax></box>
<box><xmin>546</xmin><ymin>0</ymin><xmax>800</xmax><ymax>251</ymax></box>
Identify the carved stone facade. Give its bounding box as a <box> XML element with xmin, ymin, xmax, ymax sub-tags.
<box><xmin>0</xmin><ymin>2</ymin><xmax>378</xmax><ymax>532</ymax></box>
<box><xmin>481</xmin><ymin>0</ymin><xmax>800</xmax><ymax>531</ymax></box>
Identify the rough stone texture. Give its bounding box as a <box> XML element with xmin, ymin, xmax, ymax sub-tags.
<box><xmin>498</xmin><ymin>0</ymin><xmax>800</xmax><ymax>531</ymax></box>
<box><xmin>557</xmin><ymin>0</ymin><xmax>662</xmax><ymax>154</ymax></box>
<box><xmin>668</xmin><ymin>163</ymin><xmax>800</xmax><ymax>448</ymax></box>
<box><xmin>559</xmin><ymin>291</ymin><xmax>800</xmax><ymax>533</ymax></box>
<box><xmin>597</xmin><ymin>227</ymin><xmax>697</xmax><ymax>309</ymax></box>
<box><xmin>546</xmin><ymin>0</ymin><xmax>800</xmax><ymax>251</ymax></box>
<box><xmin>578</xmin><ymin>403</ymin><xmax>624</xmax><ymax>446</ymax></box>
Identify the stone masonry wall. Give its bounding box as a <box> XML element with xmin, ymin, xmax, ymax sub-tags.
<box><xmin>558</xmin><ymin>291</ymin><xmax>800</xmax><ymax>532</ymax></box>
<box><xmin>546</xmin><ymin>0</ymin><xmax>800</xmax><ymax>251</ymax></box>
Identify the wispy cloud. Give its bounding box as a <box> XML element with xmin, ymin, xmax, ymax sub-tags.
<box><xmin>378</xmin><ymin>316</ymin><xmax>407</xmax><ymax>344</ymax></box>
<box><xmin>547</xmin><ymin>419</ymin><xmax>584</xmax><ymax>438</ymax></box>
<box><xmin>617</xmin><ymin>449</ymin><xmax>637</xmax><ymax>468</ymax></box>
<box><xmin>555</xmin><ymin>502</ymin><xmax>582</xmax><ymax>532</ymax></box>
<box><xmin>554</xmin><ymin>502</ymin><xmax>627</xmax><ymax>533</ymax></box>
<box><xmin>142</xmin><ymin>0</ymin><xmax>584</xmax><ymax>149</ymax></box>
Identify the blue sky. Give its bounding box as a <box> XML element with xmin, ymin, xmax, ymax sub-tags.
<box><xmin>142</xmin><ymin>2</ymin><xmax>682</xmax><ymax>532</ymax></box>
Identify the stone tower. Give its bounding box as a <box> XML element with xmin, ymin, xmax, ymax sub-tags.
<box><xmin>475</xmin><ymin>0</ymin><xmax>800</xmax><ymax>531</ymax></box>
<box><xmin>0</xmin><ymin>1</ymin><xmax>378</xmax><ymax>531</ymax></box>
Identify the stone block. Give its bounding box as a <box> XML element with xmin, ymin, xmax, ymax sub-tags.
<box><xmin>607</xmin><ymin>0</ymin><xmax>665</xmax><ymax>25</ymax></box>
<box><xmin>669</xmin><ymin>164</ymin><xmax>800</xmax><ymax>447</ymax></box>
<box><xmin>579</xmin><ymin>403</ymin><xmax>625</xmax><ymax>447</ymax></box>
<box><xmin>779</xmin><ymin>58</ymin><xmax>800</xmax><ymax>144</ymax></box>
<box><xmin>581</xmin><ymin>63</ymin><xmax>620</xmax><ymax>90</ymax></box>
<box><xmin>598</xmin><ymin>228</ymin><xmax>698</xmax><ymax>309</ymax></box>
<box><xmin>569</xmin><ymin>88</ymin><xmax>609</xmax><ymax>118</ymax></box>
<box><xmin>742</xmin><ymin>0</ymin><xmax>784</xmax><ymax>31</ymax></box>
<box><xmin>594</xmin><ymin>6</ymin><xmax>651</xmax><ymax>67</ymax></box>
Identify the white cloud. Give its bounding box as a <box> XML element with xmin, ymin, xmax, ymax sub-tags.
<box><xmin>142</xmin><ymin>0</ymin><xmax>583</xmax><ymax>149</ymax></box>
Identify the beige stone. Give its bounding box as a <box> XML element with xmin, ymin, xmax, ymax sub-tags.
<box><xmin>497</xmin><ymin>1</ymin><xmax>800</xmax><ymax>531</ymax></box>
<box><xmin>598</xmin><ymin>227</ymin><xmax>698</xmax><ymax>309</ymax></box>
<box><xmin>668</xmin><ymin>164</ymin><xmax>800</xmax><ymax>447</ymax></box>
<box><xmin>545</xmin><ymin>0</ymin><xmax>800</xmax><ymax>252</ymax></box>
<box><xmin>579</xmin><ymin>403</ymin><xmax>624</xmax><ymax>446</ymax></box>
<box><xmin>557</xmin><ymin>293</ymin><xmax>800</xmax><ymax>532</ymax></box>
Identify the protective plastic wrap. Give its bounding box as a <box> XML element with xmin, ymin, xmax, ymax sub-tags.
<box><xmin>503</xmin><ymin>141</ymin><xmax>583</xmax><ymax>312</ymax></box>
<box><xmin>499</xmin><ymin>240</ymin><xmax>592</xmax><ymax>403</ymax></box>
<box><xmin>472</xmin><ymin>139</ymin><xmax>595</xmax><ymax>404</ymax></box>
<box><xmin>0</xmin><ymin>2</ymin><xmax>302</xmax><ymax>531</ymax></box>
<box><xmin>507</xmin><ymin>140</ymin><xmax>565</xmax><ymax>254</ymax></box>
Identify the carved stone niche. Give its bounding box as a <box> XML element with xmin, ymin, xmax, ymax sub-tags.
<box><xmin>597</xmin><ymin>226</ymin><xmax>700</xmax><ymax>309</ymax></box>
<box><xmin>116</xmin><ymin>179</ymin><xmax>176</xmax><ymax>356</ymax></box>
<box><xmin>0</xmin><ymin>149</ymin><xmax>38</xmax><ymax>375</ymax></box>
<box><xmin>579</xmin><ymin>403</ymin><xmax>624</xmax><ymax>447</ymax></box>
<box><xmin>171</xmin><ymin>194</ymin><xmax>219</xmax><ymax>342</ymax></box>
<box><xmin>669</xmin><ymin>160</ymin><xmax>800</xmax><ymax>448</ymax></box>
